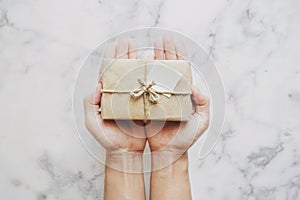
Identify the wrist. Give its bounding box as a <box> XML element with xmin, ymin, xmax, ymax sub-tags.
<box><xmin>105</xmin><ymin>150</ymin><xmax>144</xmax><ymax>173</ymax></box>
<box><xmin>150</xmin><ymin>153</ymin><xmax>191</xmax><ymax>200</ymax></box>
<box><xmin>105</xmin><ymin>151</ymin><xmax>146</xmax><ymax>200</ymax></box>
<box><xmin>151</xmin><ymin>153</ymin><xmax>189</xmax><ymax>183</ymax></box>
<box><xmin>151</xmin><ymin>149</ymin><xmax>188</xmax><ymax>171</ymax></box>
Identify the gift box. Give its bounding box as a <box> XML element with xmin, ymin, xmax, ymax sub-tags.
<box><xmin>100</xmin><ymin>59</ymin><xmax>193</xmax><ymax>121</ymax></box>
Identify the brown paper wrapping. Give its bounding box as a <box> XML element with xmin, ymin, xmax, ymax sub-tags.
<box><xmin>100</xmin><ymin>59</ymin><xmax>193</xmax><ymax>121</ymax></box>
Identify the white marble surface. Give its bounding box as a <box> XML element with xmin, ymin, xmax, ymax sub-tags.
<box><xmin>0</xmin><ymin>0</ymin><xmax>300</xmax><ymax>199</ymax></box>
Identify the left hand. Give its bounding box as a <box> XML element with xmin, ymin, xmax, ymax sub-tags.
<box><xmin>146</xmin><ymin>35</ymin><xmax>210</xmax><ymax>167</ymax></box>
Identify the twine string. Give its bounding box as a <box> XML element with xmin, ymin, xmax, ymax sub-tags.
<box><xmin>101</xmin><ymin>79</ymin><xmax>191</xmax><ymax>103</ymax></box>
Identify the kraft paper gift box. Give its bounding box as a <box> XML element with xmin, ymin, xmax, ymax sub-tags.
<box><xmin>100</xmin><ymin>59</ymin><xmax>193</xmax><ymax>121</ymax></box>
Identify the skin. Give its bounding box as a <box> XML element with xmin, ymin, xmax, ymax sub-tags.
<box><xmin>148</xmin><ymin>35</ymin><xmax>210</xmax><ymax>200</ymax></box>
<box><xmin>83</xmin><ymin>38</ymin><xmax>147</xmax><ymax>200</ymax></box>
<box><xmin>84</xmin><ymin>38</ymin><xmax>146</xmax><ymax>155</ymax></box>
<box><xmin>83</xmin><ymin>36</ymin><xmax>210</xmax><ymax>200</ymax></box>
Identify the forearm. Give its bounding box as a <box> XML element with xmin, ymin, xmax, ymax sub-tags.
<box><xmin>150</xmin><ymin>153</ymin><xmax>192</xmax><ymax>200</ymax></box>
<box><xmin>104</xmin><ymin>152</ymin><xmax>146</xmax><ymax>200</ymax></box>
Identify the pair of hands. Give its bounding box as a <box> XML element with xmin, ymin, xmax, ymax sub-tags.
<box><xmin>84</xmin><ymin>36</ymin><xmax>210</xmax><ymax>171</ymax></box>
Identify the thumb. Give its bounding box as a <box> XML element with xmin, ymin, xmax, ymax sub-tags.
<box><xmin>191</xmin><ymin>86</ymin><xmax>209</xmax><ymax>106</ymax></box>
<box><xmin>190</xmin><ymin>86</ymin><xmax>210</xmax><ymax>113</ymax></box>
<box><xmin>83</xmin><ymin>82</ymin><xmax>102</xmax><ymax>111</ymax></box>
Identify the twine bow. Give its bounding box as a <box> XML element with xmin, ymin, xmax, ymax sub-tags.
<box><xmin>130</xmin><ymin>79</ymin><xmax>160</xmax><ymax>104</ymax></box>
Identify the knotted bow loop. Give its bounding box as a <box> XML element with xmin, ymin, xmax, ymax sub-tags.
<box><xmin>130</xmin><ymin>79</ymin><xmax>160</xmax><ymax>104</ymax></box>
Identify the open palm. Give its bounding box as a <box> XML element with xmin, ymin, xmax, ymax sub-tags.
<box><xmin>146</xmin><ymin>36</ymin><xmax>210</xmax><ymax>164</ymax></box>
<box><xmin>84</xmin><ymin>38</ymin><xmax>147</xmax><ymax>154</ymax></box>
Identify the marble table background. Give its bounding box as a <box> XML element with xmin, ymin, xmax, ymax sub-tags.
<box><xmin>1</xmin><ymin>0</ymin><xmax>300</xmax><ymax>199</ymax></box>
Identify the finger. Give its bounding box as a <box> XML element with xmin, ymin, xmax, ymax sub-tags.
<box><xmin>128</xmin><ymin>39</ymin><xmax>138</xmax><ymax>59</ymax></box>
<box><xmin>175</xmin><ymin>41</ymin><xmax>188</xmax><ymax>60</ymax></box>
<box><xmin>163</xmin><ymin>34</ymin><xmax>177</xmax><ymax>60</ymax></box>
<box><xmin>191</xmin><ymin>86</ymin><xmax>209</xmax><ymax>107</ymax></box>
<box><xmin>116</xmin><ymin>37</ymin><xmax>129</xmax><ymax>59</ymax></box>
<box><xmin>84</xmin><ymin>82</ymin><xmax>102</xmax><ymax>107</ymax></box>
<box><xmin>95</xmin><ymin>82</ymin><xmax>102</xmax><ymax>105</ymax></box>
<box><xmin>104</xmin><ymin>42</ymin><xmax>116</xmax><ymax>58</ymax></box>
<box><xmin>153</xmin><ymin>40</ymin><xmax>164</xmax><ymax>60</ymax></box>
